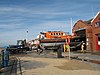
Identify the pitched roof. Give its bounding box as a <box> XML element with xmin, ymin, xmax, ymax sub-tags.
<box><xmin>91</xmin><ymin>11</ymin><xmax>100</xmax><ymax>23</ymax></box>
<box><xmin>84</xmin><ymin>18</ymin><xmax>93</xmax><ymax>24</ymax></box>
<box><xmin>73</xmin><ymin>20</ymin><xmax>89</xmax><ymax>28</ymax></box>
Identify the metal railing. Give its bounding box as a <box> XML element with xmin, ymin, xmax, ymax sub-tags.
<box><xmin>0</xmin><ymin>57</ymin><xmax>22</xmax><ymax>75</ymax></box>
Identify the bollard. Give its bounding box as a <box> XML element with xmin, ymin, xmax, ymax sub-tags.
<box><xmin>57</xmin><ymin>45</ymin><xmax>63</xmax><ymax>58</ymax></box>
<box><xmin>82</xmin><ymin>58</ymin><xmax>84</xmax><ymax>62</ymax></box>
<box><xmin>3</xmin><ymin>46</ymin><xmax>9</xmax><ymax>67</ymax></box>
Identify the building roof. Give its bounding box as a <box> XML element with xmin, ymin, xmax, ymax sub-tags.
<box><xmin>84</xmin><ymin>18</ymin><xmax>93</xmax><ymax>24</ymax></box>
<box><xmin>73</xmin><ymin>20</ymin><xmax>89</xmax><ymax>28</ymax></box>
<box><xmin>91</xmin><ymin>11</ymin><xmax>100</xmax><ymax>23</ymax></box>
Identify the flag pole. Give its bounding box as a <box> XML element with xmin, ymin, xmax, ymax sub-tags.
<box><xmin>70</xmin><ymin>18</ymin><xmax>73</xmax><ymax>35</ymax></box>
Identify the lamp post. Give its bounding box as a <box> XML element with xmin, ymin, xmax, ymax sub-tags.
<box><xmin>26</xmin><ymin>29</ymin><xmax>28</xmax><ymax>42</ymax></box>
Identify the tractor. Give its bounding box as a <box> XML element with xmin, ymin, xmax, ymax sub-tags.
<box><xmin>7</xmin><ymin>39</ymin><xmax>30</xmax><ymax>54</ymax></box>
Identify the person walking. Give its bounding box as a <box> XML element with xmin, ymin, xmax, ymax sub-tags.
<box><xmin>37</xmin><ymin>44</ymin><xmax>44</xmax><ymax>55</ymax></box>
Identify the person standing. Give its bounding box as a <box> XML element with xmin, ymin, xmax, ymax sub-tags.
<box><xmin>64</xmin><ymin>43</ymin><xmax>67</xmax><ymax>52</ymax></box>
<box><xmin>66</xmin><ymin>43</ymin><xmax>71</xmax><ymax>60</ymax></box>
<box><xmin>66</xmin><ymin>43</ymin><xmax>70</xmax><ymax>52</ymax></box>
<box><xmin>81</xmin><ymin>41</ymin><xmax>85</xmax><ymax>53</ymax></box>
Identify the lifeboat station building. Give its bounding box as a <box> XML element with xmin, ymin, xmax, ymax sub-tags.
<box><xmin>72</xmin><ymin>11</ymin><xmax>100</xmax><ymax>52</ymax></box>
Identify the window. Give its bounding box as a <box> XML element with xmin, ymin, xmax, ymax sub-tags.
<box><xmin>98</xmin><ymin>34</ymin><xmax>100</xmax><ymax>45</ymax></box>
<box><xmin>78</xmin><ymin>27</ymin><xmax>80</xmax><ymax>29</ymax></box>
<box><xmin>99</xmin><ymin>17</ymin><xmax>100</xmax><ymax>20</ymax></box>
<box><xmin>61</xmin><ymin>33</ymin><xmax>63</xmax><ymax>35</ymax></box>
<box><xmin>98</xmin><ymin>34</ymin><xmax>100</xmax><ymax>41</ymax></box>
<box><xmin>56</xmin><ymin>33</ymin><xmax>58</xmax><ymax>35</ymax></box>
<box><xmin>95</xmin><ymin>22</ymin><xmax>100</xmax><ymax>27</ymax></box>
<box><xmin>54</xmin><ymin>33</ymin><xmax>55</xmax><ymax>35</ymax></box>
<box><xmin>59</xmin><ymin>33</ymin><xmax>60</xmax><ymax>35</ymax></box>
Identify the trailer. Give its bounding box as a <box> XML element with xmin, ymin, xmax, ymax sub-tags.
<box><xmin>40</xmin><ymin>38</ymin><xmax>65</xmax><ymax>51</ymax></box>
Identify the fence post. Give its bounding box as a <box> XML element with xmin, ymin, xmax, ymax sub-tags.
<box><xmin>4</xmin><ymin>46</ymin><xmax>9</xmax><ymax>67</ymax></box>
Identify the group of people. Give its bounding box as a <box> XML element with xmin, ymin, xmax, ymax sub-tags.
<box><xmin>63</xmin><ymin>41</ymin><xmax>85</xmax><ymax>53</ymax></box>
<box><xmin>63</xmin><ymin>43</ymin><xmax>70</xmax><ymax>52</ymax></box>
<box><xmin>33</xmin><ymin>40</ymin><xmax>85</xmax><ymax>55</ymax></box>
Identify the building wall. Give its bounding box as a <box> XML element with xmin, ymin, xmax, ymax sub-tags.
<box><xmin>72</xmin><ymin>12</ymin><xmax>100</xmax><ymax>52</ymax></box>
<box><xmin>72</xmin><ymin>20</ymin><xmax>93</xmax><ymax>51</ymax></box>
<box><xmin>91</xmin><ymin>12</ymin><xmax>100</xmax><ymax>51</ymax></box>
<box><xmin>72</xmin><ymin>20</ymin><xmax>87</xmax><ymax>33</ymax></box>
<box><xmin>86</xmin><ymin>26</ymin><xmax>93</xmax><ymax>51</ymax></box>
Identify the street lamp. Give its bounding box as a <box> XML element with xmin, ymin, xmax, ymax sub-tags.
<box><xmin>26</xmin><ymin>29</ymin><xmax>28</xmax><ymax>42</ymax></box>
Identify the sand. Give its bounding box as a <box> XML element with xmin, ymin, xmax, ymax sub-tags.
<box><xmin>18</xmin><ymin>56</ymin><xmax>100</xmax><ymax>75</ymax></box>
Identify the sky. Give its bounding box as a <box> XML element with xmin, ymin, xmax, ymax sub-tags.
<box><xmin>0</xmin><ymin>0</ymin><xmax>100</xmax><ymax>46</ymax></box>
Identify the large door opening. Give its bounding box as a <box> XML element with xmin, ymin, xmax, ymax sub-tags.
<box><xmin>71</xmin><ymin>29</ymin><xmax>86</xmax><ymax>50</ymax></box>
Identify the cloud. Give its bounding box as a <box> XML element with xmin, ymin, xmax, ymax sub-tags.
<box><xmin>0</xmin><ymin>0</ymin><xmax>100</xmax><ymax>46</ymax></box>
<box><xmin>28</xmin><ymin>21</ymin><xmax>72</xmax><ymax>38</ymax></box>
<box><xmin>0</xmin><ymin>6</ymin><xmax>73</xmax><ymax>30</ymax></box>
<box><xmin>0</xmin><ymin>23</ymin><xmax>24</xmax><ymax>30</ymax></box>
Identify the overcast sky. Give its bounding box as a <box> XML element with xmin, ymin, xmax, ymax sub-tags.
<box><xmin>0</xmin><ymin>0</ymin><xmax>100</xmax><ymax>46</ymax></box>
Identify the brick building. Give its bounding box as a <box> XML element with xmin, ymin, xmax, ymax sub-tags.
<box><xmin>91</xmin><ymin>11</ymin><xmax>100</xmax><ymax>51</ymax></box>
<box><xmin>72</xmin><ymin>11</ymin><xmax>100</xmax><ymax>52</ymax></box>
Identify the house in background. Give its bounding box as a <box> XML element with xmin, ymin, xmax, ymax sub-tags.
<box><xmin>72</xmin><ymin>11</ymin><xmax>100</xmax><ymax>52</ymax></box>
